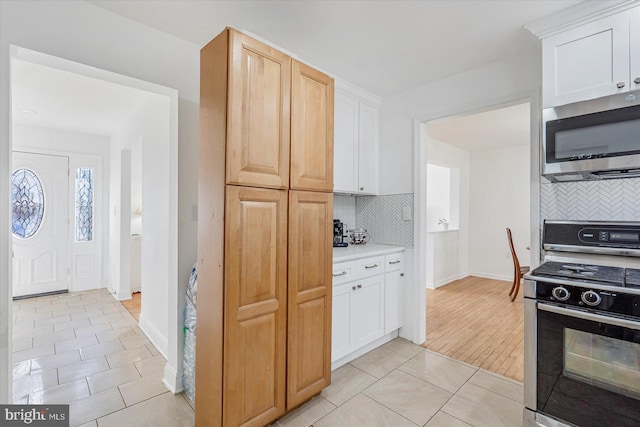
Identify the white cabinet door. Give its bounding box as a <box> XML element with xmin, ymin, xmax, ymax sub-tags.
<box><xmin>351</xmin><ymin>275</ymin><xmax>384</xmax><ymax>349</ymax></box>
<box><xmin>332</xmin><ymin>282</ymin><xmax>353</xmax><ymax>361</ymax></box>
<box><xmin>631</xmin><ymin>8</ymin><xmax>640</xmax><ymax>91</ymax></box>
<box><xmin>357</xmin><ymin>102</ymin><xmax>378</xmax><ymax>195</ymax></box>
<box><xmin>542</xmin><ymin>12</ymin><xmax>630</xmax><ymax>107</ymax></box>
<box><xmin>333</xmin><ymin>92</ymin><xmax>359</xmax><ymax>193</ymax></box>
<box><xmin>384</xmin><ymin>271</ymin><xmax>403</xmax><ymax>334</ymax></box>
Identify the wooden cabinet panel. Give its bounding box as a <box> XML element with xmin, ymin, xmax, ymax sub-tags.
<box><xmin>224</xmin><ymin>185</ymin><xmax>288</xmax><ymax>426</ymax></box>
<box><xmin>290</xmin><ymin>60</ymin><xmax>334</xmax><ymax>191</ymax></box>
<box><xmin>287</xmin><ymin>191</ymin><xmax>333</xmax><ymax>409</ymax></box>
<box><xmin>227</xmin><ymin>30</ymin><xmax>291</xmax><ymax>188</ymax></box>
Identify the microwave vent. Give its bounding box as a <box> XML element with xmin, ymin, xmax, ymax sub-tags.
<box><xmin>591</xmin><ymin>169</ymin><xmax>640</xmax><ymax>179</ymax></box>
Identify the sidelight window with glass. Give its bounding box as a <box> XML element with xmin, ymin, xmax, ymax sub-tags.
<box><xmin>75</xmin><ymin>167</ymin><xmax>93</xmax><ymax>242</ymax></box>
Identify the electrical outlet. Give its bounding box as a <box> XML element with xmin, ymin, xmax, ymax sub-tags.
<box><xmin>402</xmin><ymin>206</ymin><xmax>412</xmax><ymax>221</ymax></box>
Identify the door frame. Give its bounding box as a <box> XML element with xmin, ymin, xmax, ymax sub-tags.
<box><xmin>2</xmin><ymin>45</ymin><xmax>181</xmax><ymax>400</ymax></box>
<box><xmin>410</xmin><ymin>90</ymin><xmax>540</xmax><ymax>345</ymax></box>
<box><xmin>12</xmin><ymin>147</ymin><xmax>107</xmax><ymax>294</ymax></box>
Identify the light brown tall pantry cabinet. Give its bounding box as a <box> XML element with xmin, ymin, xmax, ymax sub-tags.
<box><xmin>195</xmin><ymin>28</ymin><xmax>334</xmax><ymax>427</ymax></box>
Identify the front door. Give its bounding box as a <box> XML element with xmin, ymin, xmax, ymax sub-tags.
<box><xmin>12</xmin><ymin>152</ymin><xmax>69</xmax><ymax>297</ymax></box>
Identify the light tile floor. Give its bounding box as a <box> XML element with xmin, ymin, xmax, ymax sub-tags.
<box><xmin>13</xmin><ymin>289</ymin><xmax>523</xmax><ymax>427</ymax></box>
<box><xmin>12</xmin><ymin>289</ymin><xmax>194</xmax><ymax>427</ymax></box>
<box><xmin>276</xmin><ymin>339</ymin><xmax>524</xmax><ymax>427</ymax></box>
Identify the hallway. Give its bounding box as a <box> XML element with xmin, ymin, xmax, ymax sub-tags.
<box><xmin>11</xmin><ymin>289</ymin><xmax>193</xmax><ymax>426</ymax></box>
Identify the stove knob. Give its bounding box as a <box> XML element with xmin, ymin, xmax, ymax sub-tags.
<box><xmin>552</xmin><ymin>286</ymin><xmax>570</xmax><ymax>301</ymax></box>
<box><xmin>581</xmin><ymin>290</ymin><xmax>602</xmax><ymax>307</ymax></box>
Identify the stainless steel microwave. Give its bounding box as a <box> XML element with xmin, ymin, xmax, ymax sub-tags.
<box><xmin>543</xmin><ymin>92</ymin><xmax>640</xmax><ymax>182</ymax></box>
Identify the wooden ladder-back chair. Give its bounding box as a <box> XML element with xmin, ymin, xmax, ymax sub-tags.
<box><xmin>506</xmin><ymin>228</ymin><xmax>530</xmax><ymax>301</ymax></box>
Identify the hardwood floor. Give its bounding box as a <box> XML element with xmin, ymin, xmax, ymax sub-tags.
<box><xmin>424</xmin><ymin>276</ymin><xmax>524</xmax><ymax>382</ymax></box>
<box><xmin>121</xmin><ymin>291</ymin><xmax>141</xmax><ymax>321</ymax></box>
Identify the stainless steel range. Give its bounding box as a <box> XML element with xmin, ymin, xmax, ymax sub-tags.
<box><xmin>524</xmin><ymin>220</ymin><xmax>640</xmax><ymax>427</ymax></box>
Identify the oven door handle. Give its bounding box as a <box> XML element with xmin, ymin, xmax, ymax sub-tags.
<box><xmin>538</xmin><ymin>303</ymin><xmax>640</xmax><ymax>331</ymax></box>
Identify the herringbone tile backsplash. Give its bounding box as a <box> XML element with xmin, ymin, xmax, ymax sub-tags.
<box><xmin>356</xmin><ymin>194</ymin><xmax>414</xmax><ymax>248</ymax></box>
<box><xmin>541</xmin><ymin>178</ymin><xmax>640</xmax><ymax>221</ymax></box>
<box><xmin>333</xmin><ymin>195</ymin><xmax>356</xmax><ymax>229</ymax></box>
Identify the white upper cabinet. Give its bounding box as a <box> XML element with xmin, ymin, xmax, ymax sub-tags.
<box><xmin>631</xmin><ymin>7</ymin><xmax>640</xmax><ymax>91</ymax></box>
<box><xmin>542</xmin><ymin>12</ymin><xmax>630</xmax><ymax>108</ymax></box>
<box><xmin>334</xmin><ymin>92</ymin><xmax>359</xmax><ymax>193</ymax></box>
<box><xmin>357</xmin><ymin>103</ymin><xmax>378</xmax><ymax>194</ymax></box>
<box><xmin>333</xmin><ymin>81</ymin><xmax>380</xmax><ymax>195</ymax></box>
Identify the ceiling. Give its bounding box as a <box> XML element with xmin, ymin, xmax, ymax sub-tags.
<box><xmin>88</xmin><ymin>0</ymin><xmax>583</xmax><ymax>97</ymax></box>
<box><xmin>426</xmin><ymin>102</ymin><xmax>530</xmax><ymax>151</ymax></box>
<box><xmin>12</xmin><ymin>59</ymin><xmax>153</xmax><ymax>135</ymax></box>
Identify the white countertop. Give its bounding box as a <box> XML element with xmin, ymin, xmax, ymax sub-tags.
<box><xmin>333</xmin><ymin>243</ymin><xmax>405</xmax><ymax>263</ymax></box>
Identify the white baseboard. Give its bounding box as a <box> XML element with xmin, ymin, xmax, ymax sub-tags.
<box><xmin>469</xmin><ymin>272</ymin><xmax>512</xmax><ymax>282</ymax></box>
<box><xmin>427</xmin><ymin>273</ymin><xmax>468</xmax><ymax>289</ymax></box>
<box><xmin>331</xmin><ymin>330</ymin><xmax>399</xmax><ymax>371</ymax></box>
<box><xmin>138</xmin><ymin>313</ymin><xmax>168</xmax><ymax>359</ymax></box>
<box><xmin>115</xmin><ymin>290</ymin><xmax>132</xmax><ymax>301</ymax></box>
<box><xmin>162</xmin><ymin>363</ymin><xmax>184</xmax><ymax>395</ymax></box>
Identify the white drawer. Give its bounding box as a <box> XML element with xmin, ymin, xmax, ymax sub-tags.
<box><xmin>355</xmin><ymin>256</ymin><xmax>385</xmax><ymax>279</ymax></box>
<box><xmin>332</xmin><ymin>261</ymin><xmax>356</xmax><ymax>285</ymax></box>
<box><xmin>385</xmin><ymin>253</ymin><xmax>403</xmax><ymax>273</ymax></box>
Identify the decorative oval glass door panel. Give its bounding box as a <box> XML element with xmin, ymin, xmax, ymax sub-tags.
<box><xmin>11</xmin><ymin>168</ymin><xmax>45</xmax><ymax>239</ymax></box>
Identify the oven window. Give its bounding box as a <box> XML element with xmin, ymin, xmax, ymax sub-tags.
<box><xmin>564</xmin><ymin>328</ymin><xmax>640</xmax><ymax>400</ymax></box>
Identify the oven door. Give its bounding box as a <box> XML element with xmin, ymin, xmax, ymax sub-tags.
<box><xmin>533</xmin><ymin>301</ymin><xmax>640</xmax><ymax>427</ymax></box>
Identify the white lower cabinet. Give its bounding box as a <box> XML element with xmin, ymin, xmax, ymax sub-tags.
<box><xmin>331</xmin><ymin>250</ymin><xmax>404</xmax><ymax>366</ymax></box>
<box><xmin>331</xmin><ymin>283</ymin><xmax>353</xmax><ymax>361</ymax></box>
<box><xmin>351</xmin><ymin>275</ymin><xmax>385</xmax><ymax>348</ymax></box>
<box><xmin>384</xmin><ymin>270</ymin><xmax>403</xmax><ymax>334</ymax></box>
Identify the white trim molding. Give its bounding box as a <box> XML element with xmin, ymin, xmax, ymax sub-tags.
<box><xmin>162</xmin><ymin>363</ymin><xmax>184</xmax><ymax>395</ymax></box>
<box><xmin>525</xmin><ymin>0</ymin><xmax>639</xmax><ymax>39</ymax></box>
<box><xmin>138</xmin><ymin>313</ymin><xmax>168</xmax><ymax>358</ymax></box>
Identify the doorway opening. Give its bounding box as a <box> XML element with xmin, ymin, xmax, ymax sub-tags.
<box><xmin>418</xmin><ymin>99</ymin><xmax>532</xmax><ymax>382</ymax></box>
<box><xmin>8</xmin><ymin>46</ymin><xmax>181</xmax><ymax>400</ymax></box>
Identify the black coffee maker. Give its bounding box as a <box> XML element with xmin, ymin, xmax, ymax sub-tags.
<box><xmin>333</xmin><ymin>219</ymin><xmax>348</xmax><ymax>247</ymax></box>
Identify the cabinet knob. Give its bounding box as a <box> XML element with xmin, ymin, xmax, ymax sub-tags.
<box><xmin>635</xmin><ymin>77</ymin><xmax>640</xmax><ymax>85</ymax></box>
<box><xmin>352</xmin><ymin>286</ymin><xmax>357</xmax><ymax>291</ymax></box>
<box><xmin>357</xmin><ymin>284</ymin><xmax>362</xmax><ymax>289</ymax></box>
<box><xmin>617</xmin><ymin>81</ymin><xmax>626</xmax><ymax>89</ymax></box>
<box><xmin>360</xmin><ymin>187</ymin><xmax>364</xmax><ymax>191</ymax></box>
<box><xmin>400</xmin><ymin>273</ymin><xmax>404</xmax><ymax>277</ymax></box>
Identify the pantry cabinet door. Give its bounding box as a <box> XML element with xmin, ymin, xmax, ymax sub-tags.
<box><xmin>290</xmin><ymin>60</ymin><xmax>334</xmax><ymax>191</ymax></box>
<box><xmin>224</xmin><ymin>185</ymin><xmax>288</xmax><ymax>426</ymax></box>
<box><xmin>287</xmin><ymin>190</ymin><xmax>333</xmax><ymax>409</ymax></box>
<box><xmin>227</xmin><ymin>30</ymin><xmax>291</xmax><ymax>188</ymax></box>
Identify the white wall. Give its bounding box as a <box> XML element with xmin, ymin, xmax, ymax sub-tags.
<box><xmin>388</xmin><ymin>47</ymin><xmax>542</xmax><ymax>344</ymax></box>
<box><xmin>379</xmin><ymin>48</ymin><xmax>541</xmax><ymax>195</ymax></box>
<box><xmin>109</xmin><ymin>96</ymin><xmax>172</xmax><ymax>360</ymax></box>
<box><xmin>0</xmin><ymin>0</ymin><xmax>201</xmax><ymax>400</ymax></box>
<box><xmin>469</xmin><ymin>144</ymin><xmax>531</xmax><ymax>280</ymax></box>
<box><xmin>425</xmin><ymin>137</ymin><xmax>470</xmax><ymax>288</ymax></box>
